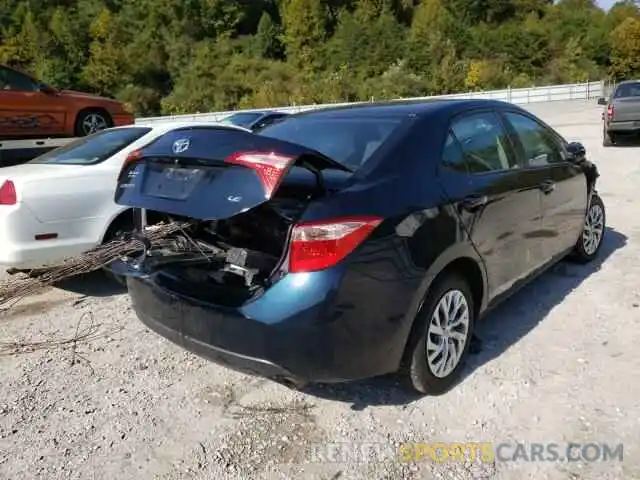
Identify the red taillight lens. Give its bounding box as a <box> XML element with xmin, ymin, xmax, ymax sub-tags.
<box><xmin>119</xmin><ymin>149</ymin><xmax>143</xmax><ymax>178</ymax></box>
<box><xmin>0</xmin><ymin>180</ymin><xmax>17</xmax><ymax>205</ymax></box>
<box><xmin>607</xmin><ymin>104</ymin><xmax>614</xmax><ymax>120</ymax></box>
<box><xmin>288</xmin><ymin>216</ymin><xmax>383</xmax><ymax>273</ymax></box>
<box><xmin>225</xmin><ymin>151</ymin><xmax>295</xmax><ymax>198</ymax></box>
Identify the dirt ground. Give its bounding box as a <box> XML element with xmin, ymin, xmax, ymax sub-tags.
<box><xmin>1</xmin><ymin>100</ymin><xmax>639</xmax><ymax>480</ymax></box>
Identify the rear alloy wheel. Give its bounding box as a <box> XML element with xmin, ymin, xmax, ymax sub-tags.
<box><xmin>404</xmin><ymin>274</ymin><xmax>475</xmax><ymax>395</ymax></box>
<box><xmin>75</xmin><ymin>110</ymin><xmax>112</xmax><ymax>136</ymax></box>
<box><xmin>573</xmin><ymin>193</ymin><xmax>606</xmax><ymax>263</ymax></box>
<box><xmin>603</xmin><ymin>128</ymin><xmax>614</xmax><ymax>147</ymax></box>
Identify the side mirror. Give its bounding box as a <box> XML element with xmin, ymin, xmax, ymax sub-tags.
<box><xmin>567</xmin><ymin>141</ymin><xmax>586</xmax><ymax>163</ymax></box>
<box><xmin>38</xmin><ymin>83</ymin><xmax>57</xmax><ymax>95</ymax></box>
<box><xmin>597</xmin><ymin>97</ymin><xmax>607</xmax><ymax>105</ymax></box>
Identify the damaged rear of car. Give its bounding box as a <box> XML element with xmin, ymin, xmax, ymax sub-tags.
<box><xmin>112</xmin><ymin>117</ymin><xmax>418</xmax><ymax>388</ymax></box>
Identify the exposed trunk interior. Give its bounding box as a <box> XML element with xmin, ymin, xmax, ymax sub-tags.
<box><xmin>132</xmin><ymin>198</ymin><xmax>303</xmax><ymax>307</ymax></box>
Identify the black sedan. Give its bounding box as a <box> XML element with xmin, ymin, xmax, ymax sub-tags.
<box><xmin>112</xmin><ymin>99</ymin><xmax>605</xmax><ymax>395</ymax></box>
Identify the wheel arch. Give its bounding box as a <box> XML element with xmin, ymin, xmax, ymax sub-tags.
<box><xmin>100</xmin><ymin>207</ymin><xmax>168</xmax><ymax>244</ymax></box>
<box><xmin>398</xmin><ymin>244</ymin><xmax>488</xmax><ymax>370</ymax></box>
<box><xmin>100</xmin><ymin>207</ymin><xmax>135</xmax><ymax>243</ymax></box>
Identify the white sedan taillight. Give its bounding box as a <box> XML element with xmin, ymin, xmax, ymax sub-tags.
<box><xmin>0</xmin><ymin>180</ymin><xmax>16</xmax><ymax>206</ymax></box>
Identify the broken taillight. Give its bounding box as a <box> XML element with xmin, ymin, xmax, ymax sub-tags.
<box><xmin>607</xmin><ymin>104</ymin><xmax>614</xmax><ymax>120</ymax></box>
<box><xmin>0</xmin><ymin>180</ymin><xmax>17</xmax><ymax>205</ymax></box>
<box><xmin>225</xmin><ymin>151</ymin><xmax>295</xmax><ymax>198</ymax></box>
<box><xmin>288</xmin><ymin>216</ymin><xmax>383</xmax><ymax>273</ymax></box>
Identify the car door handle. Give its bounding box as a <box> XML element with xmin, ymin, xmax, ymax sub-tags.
<box><xmin>460</xmin><ymin>195</ymin><xmax>488</xmax><ymax>212</ymax></box>
<box><xmin>539</xmin><ymin>180</ymin><xmax>555</xmax><ymax>194</ymax></box>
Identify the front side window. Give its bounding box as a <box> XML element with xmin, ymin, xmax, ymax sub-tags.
<box><xmin>29</xmin><ymin>127</ymin><xmax>151</xmax><ymax>165</ymax></box>
<box><xmin>450</xmin><ymin>111</ymin><xmax>517</xmax><ymax>173</ymax></box>
<box><xmin>0</xmin><ymin>67</ymin><xmax>38</xmax><ymax>92</ymax></box>
<box><xmin>503</xmin><ymin>111</ymin><xmax>564</xmax><ymax>167</ymax></box>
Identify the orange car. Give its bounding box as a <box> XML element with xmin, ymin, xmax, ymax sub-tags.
<box><xmin>0</xmin><ymin>64</ymin><xmax>134</xmax><ymax>140</ymax></box>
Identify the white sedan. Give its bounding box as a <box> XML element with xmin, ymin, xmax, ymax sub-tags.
<box><xmin>0</xmin><ymin>121</ymin><xmax>249</xmax><ymax>272</ymax></box>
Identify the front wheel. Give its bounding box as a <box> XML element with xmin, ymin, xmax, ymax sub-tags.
<box><xmin>403</xmin><ymin>273</ymin><xmax>475</xmax><ymax>395</ymax></box>
<box><xmin>572</xmin><ymin>193</ymin><xmax>606</xmax><ymax>263</ymax></box>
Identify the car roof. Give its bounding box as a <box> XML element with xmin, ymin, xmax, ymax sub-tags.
<box><xmin>230</xmin><ymin>110</ymin><xmax>288</xmax><ymax>116</ymax></box>
<box><xmin>289</xmin><ymin>98</ymin><xmax>516</xmax><ymax>120</ymax></box>
<box><xmin>109</xmin><ymin>120</ymin><xmax>252</xmax><ymax>134</ymax></box>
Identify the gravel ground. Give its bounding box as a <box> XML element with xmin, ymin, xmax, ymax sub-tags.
<box><xmin>1</xmin><ymin>100</ymin><xmax>639</xmax><ymax>480</ymax></box>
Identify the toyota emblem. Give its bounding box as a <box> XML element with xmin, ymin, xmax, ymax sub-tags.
<box><xmin>172</xmin><ymin>138</ymin><xmax>191</xmax><ymax>154</ymax></box>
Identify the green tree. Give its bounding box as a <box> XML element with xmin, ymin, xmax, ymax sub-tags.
<box><xmin>280</xmin><ymin>0</ymin><xmax>330</xmax><ymax>68</ymax></box>
<box><xmin>610</xmin><ymin>17</ymin><xmax>640</xmax><ymax>79</ymax></box>
<box><xmin>253</xmin><ymin>12</ymin><xmax>282</xmax><ymax>59</ymax></box>
<box><xmin>81</xmin><ymin>8</ymin><xmax>129</xmax><ymax>95</ymax></box>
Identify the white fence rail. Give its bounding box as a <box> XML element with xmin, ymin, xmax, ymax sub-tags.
<box><xmin>135</xmin><ymin>80</ymin><xmax>604</xmax><ymax>125</ymax></box>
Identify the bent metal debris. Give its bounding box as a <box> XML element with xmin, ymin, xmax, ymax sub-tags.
<box><xmin>0</xmin><ymin>221</ymin><xmax>188</xmax><ymax>309</ymax></box>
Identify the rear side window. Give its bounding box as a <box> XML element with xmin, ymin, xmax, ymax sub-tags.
<box><xmin>29</xmin><ymin>127</ymin><xmax>151</xmax><ymax>165</ymax></box>
<box><xmin>613</xmin><ymin>82</ymin><xmax>640</xmax><ymax>99</ymax></box>
<box><xmin>258</xmin><ymin>116</ymin><xmax>404</xmax><ymax>170</ymax></box>
<box><xmin>503</xmin><ymin>112</ymin><xmax>565</xmax><ymax>166</ymax></box>
<box><xmin>450</xmin><ymin>111</ymin><xmax>518</xmax><ymax>173</ymax></box>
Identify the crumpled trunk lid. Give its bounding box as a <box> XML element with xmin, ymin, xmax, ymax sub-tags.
<box><xmin>114</xmin><ymin>126</ymin><xmax>351</xmax><ymax>221</ymax></box>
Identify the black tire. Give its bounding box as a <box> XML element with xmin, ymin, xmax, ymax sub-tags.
<box><xmin>101</xmin><ymin>215</ymin><xmax>135</xmax><ymax>287</ymax></box>
<box><xmin>74</xmin><ymin>109</ymin><xmax>112</xmax><ymax>137</ymax></box>
<box><xmin>603</xmin><ymin>128</ymin><xmax>614</xmax><ymax>147</ymax></box>
<box><xmin>403</xmin><ymin>273</ymin><xmax>476</xmax><ymax>395</ymax></box>
<box><xmin>572</xmin><ymin>193</ymin><xmax>606</xmax><ymax>264</ymax></box>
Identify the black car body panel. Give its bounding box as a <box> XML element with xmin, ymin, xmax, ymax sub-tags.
<box><xmin>114</xmin><ymin>99</ymin><xmax>596</xmax><ymax>387</ymax></box>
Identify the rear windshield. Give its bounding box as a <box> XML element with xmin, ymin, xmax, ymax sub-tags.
<box><xmin>257</xmin><ymin>116</ymin><xmax>404</xmax><ymax>170</ymax></box>
<box><xmin>29</xmin><ymin>127</ymin><xmax>151</xmax><ymax>165</ymax></box>
<box><xmin>613</xmin><ymin>82</ymin><xmax>640</xmax><ymax>98</ymax></box>
<box><xmin>221</xmin><ymin>112</ymin><xmax>263</xmax><ymax>128</ymax></box>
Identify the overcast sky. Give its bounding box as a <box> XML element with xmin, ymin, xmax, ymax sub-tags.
<box><xmin>596</xmin><ymin>0</ymin><xmax>616</xmax><ymax>10</ymax></box>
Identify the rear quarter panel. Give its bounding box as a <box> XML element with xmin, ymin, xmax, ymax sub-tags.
<box><xmin>63</xmin><ymin>95</ymin><xmax>133</xmax><ymax>129</ymax></box>
<box><xmin>294</xmin><ymin>114</ymin><xmax>487</xmax><ymax>370</ymax></box>
<box><xmin>17</xmin><ymin>164</ymin><xmax>123</xmax><ymax>245</ymax></box>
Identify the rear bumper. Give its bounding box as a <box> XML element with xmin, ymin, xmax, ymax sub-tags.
<box><xmin>137</xmin><ymin>308</ymin><xmax>303</xmax><ymax>386</ymax></box>
<box><xmin>606</xmin><ymin>120</ymin><xmax>640</xmax><ymax>133</ymax></box>
<box><xmin>127</xmin><ymin>268</ymin><xmax>412</xmax><ymax>385</ymax></box>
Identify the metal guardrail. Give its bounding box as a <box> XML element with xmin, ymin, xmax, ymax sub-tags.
<box><xmin>135</xmin><ymin>80</ymin><xmax>604</xmax><ymax>125</ymax></box>
<box><xmin>0</xmin><ymin>138</ymin><xmax>75</xmax><ymax>151</ymax></box>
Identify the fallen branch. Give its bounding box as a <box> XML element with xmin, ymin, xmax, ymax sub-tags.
<box><xmin>0</xmin><ymin>221</ymin><xmax>188</xmax><ymax>309</ymax></box>
<box><xmin>0</xmin><ymin>311</ymin><xmax>120</xmax><ymax>357</ymax></box>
